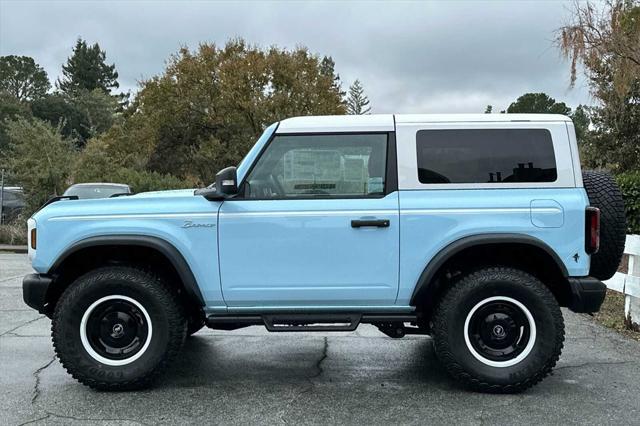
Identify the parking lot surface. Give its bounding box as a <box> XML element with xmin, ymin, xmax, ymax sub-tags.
<box><xmin>2</xmin><ymin>252</ymin><xmax>639</xmax><ymax>425</ymax></box>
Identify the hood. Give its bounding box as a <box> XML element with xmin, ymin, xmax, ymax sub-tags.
<box><xmin>131</xmin><ymin>189</ymin><xmax>198</xmax><ymax>199</ymax></box>
<box><xmin>32</xmin><ymin>188</ymin><xmax>218</xmax><ymax>223</ymax></box>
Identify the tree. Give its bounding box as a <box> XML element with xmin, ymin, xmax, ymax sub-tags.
<box><xmin>320</xmin><ymin>56</ymin><xmax>345</xmax><ymax>98</ymax></box>
<box><xmin>2</xmin><ymin>118</ymin><xmax>76</xmax><ymax>212</ymax></box>
<box><xmin>558</xmin><ymin>0</ymin><xmax>640</xmax><ymax>172</ymax></box>
<box><xmin>346</xmin><ymin>80</ymin><xmax>371</xmax><ymax>115</ymax></box>
<box><xmin>100</xmin><ymin>39</ymin><xmax>347</xmax><ymax>184</ymax></box>
<box><xmin>31</xmin><ymin>89</ymin><xmax>117</xmax><ymax>147</ymax></box>
<box><xmin>0</xmin><ymin>55</ymin><xmax>50</xmax><ymax>101</ymax></box>
<box><xmin>506</xmin><ymin>92</ymin><xmax>571</xmax><ymax>115</ymax></box>
<box><xmin>58</xmin><ymin>38</ymin><xmax>119</xmax><ymax>94</ymax></box>
<box><xmin>0</xmin><ymin>92</ymin><xmax>32</xmax><ymax>151</ymax></box>
<box><xmin>484</xmin><ymin>105</ymin><xmax>493</xmax><ymax>114</ymax></box>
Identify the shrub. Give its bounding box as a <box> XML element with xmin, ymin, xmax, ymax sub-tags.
<box><xmin>616</xmin><ymin>171</ymin><xmax>640</xmax><ymax>235</ymax></box>
<box><xmin>3</xmin><ymin>117</ymin><xmax>76</xmax><ymax>214</ymax></box>
<box><xmin>0</xmin><ymin>214</ymin><xmax>26</xmax><ymax>245</ymax></box>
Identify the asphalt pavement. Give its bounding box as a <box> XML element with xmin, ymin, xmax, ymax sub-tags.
<box><xmin>1</xmin><ymin>252</ymin><xmax>639</xmax><ymax>425</ymax></box>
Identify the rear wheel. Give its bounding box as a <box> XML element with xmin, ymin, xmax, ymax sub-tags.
<box><xmin>432</xmin><ymin>267</ymin><xmax>564</xmax><ymax>393</ymax></box>
<box><xmin>52</xmin><ymin>266</ymin><xmax>187</xmax><ymax>390</ymax></box>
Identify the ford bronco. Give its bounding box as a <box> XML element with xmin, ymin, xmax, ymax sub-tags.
<box><xmin>22</xmin><ymin>114</ymin><xmax>627</xmax><ymax>393</ymax></box>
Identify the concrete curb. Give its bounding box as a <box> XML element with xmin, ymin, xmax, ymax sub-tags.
<box><xmin>0</xmin><ymin>245</ymin><xmax>27</xmax><ymax>253</ymax></box>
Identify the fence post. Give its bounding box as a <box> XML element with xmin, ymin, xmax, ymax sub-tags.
<box><xmin>0</xmin><ymin>168</ymin><xmax>4</xmax><ymax>225</ymax></box>
<box><xmin>625</xmin><ymin>237</ymin><xmax>640</xmax><ymax>330</ymax></box>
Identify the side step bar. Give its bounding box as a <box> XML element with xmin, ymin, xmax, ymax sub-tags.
<box><xmin>205</xmin><ymin>313</ymin><xmax>420</xmax><ymax>335</ymax></box>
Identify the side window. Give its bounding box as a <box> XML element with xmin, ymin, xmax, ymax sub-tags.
<box><xmin>244</xmin><ymin>133</ymin><xmax>388</xmax><ymax>199</ymax></box>
<box><xmin>416</xmin><ymin>129</ymin><xmax>557</xmax><ymax>184</ymax></box>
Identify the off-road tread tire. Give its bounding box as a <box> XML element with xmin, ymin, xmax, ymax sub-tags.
<box><xmin>432</xmin><ymin>267</ymin><xmax>565</xmax><ymax>393</ymax></box>
<box><xmin>582</xmin><ymin>170</ymin><xmax>627</xmax><ymax>280</ymax></box>
<box><xmin>52</xmin><ymin>265</ymin><xmax>187</xmax><ymax>391</ymax></box>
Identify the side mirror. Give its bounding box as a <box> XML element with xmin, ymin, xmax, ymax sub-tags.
<box><xmin>195</xmin><ymin>166</ymin><xmax>238</xmax><ymax>201</ymax></box>
<box><xmin>215</xmin><ymin>166</ymin><xmax>238</xmax><ymax>196</ymax></box>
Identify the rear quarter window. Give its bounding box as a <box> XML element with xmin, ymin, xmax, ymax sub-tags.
<box><xmin>416</xmin><ymin>129</ymin><xmax>557</xmax><ymax>184</ymax></box>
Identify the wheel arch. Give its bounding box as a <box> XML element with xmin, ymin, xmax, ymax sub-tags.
<box><xmin>410</xmin><ymin>233</ymin><xmax>570</xmax><ymax>312</ymax></box>
<box><xmin>46</xmin><ymin>235</ymin><xmax>205</xmax><ymax>314</ymax></box>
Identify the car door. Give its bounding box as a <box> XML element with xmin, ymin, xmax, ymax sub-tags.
<box><xmin>218</xmin><ymin>132</ymin><xmax>400</xmax><ymax>309</ymax></box>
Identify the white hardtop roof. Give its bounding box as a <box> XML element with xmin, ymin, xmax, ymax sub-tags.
<box><xmin>277</xmin><ymin>114</ymin><xmax>571</xmax><ymax>133</ymax></box>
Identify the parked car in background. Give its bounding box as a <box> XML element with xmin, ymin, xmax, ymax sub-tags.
<box><xmin>1</xmin><ymin>187</ymin><xmax>25</xmax><ymax>224</ymax></box>
<box><xmin>62</xmin><ymin>183</ymin><xmax>132</xmax><ymax>199</ymax></box>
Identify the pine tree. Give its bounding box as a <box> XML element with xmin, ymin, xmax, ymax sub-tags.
<box><xmin>484</xmin><ymin>105</ymin><xmax>493</xmax><ymax>114</ymax></box>
<box><xmin>320</xmin><ymin>56</ymin><xmax>345</xmax><ymax>99</ymax></box>
<box><xmin>57</xmin><ymin>38</ymin><xmax>119</xmax><ymax>94</ymax></box>
<box><xmin>346</xmin><ymin>80</ymin><xmax>371</xmax><ymax>115</ymax></box>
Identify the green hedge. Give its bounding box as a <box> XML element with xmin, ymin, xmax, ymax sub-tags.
<box><xmin>616</xmin><ymin>171</ymin><xmax>640</xmax><ymax>235</ymax></box>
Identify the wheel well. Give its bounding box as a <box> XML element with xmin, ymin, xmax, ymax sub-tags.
<box><xmin>44</xmin><ymin>244</ymin><xmax>203</xmax><ymax>318</ymax></box>
<box><xmin>414</xmin><ymin>242</ymin><xmax>571</xmax><ymax>326</ymax></box>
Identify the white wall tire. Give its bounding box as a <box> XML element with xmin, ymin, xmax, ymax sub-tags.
<box><xmin>431</xmin><ymin>267</ymin><xmax>565</xmax><ymax>393</ymax></box>
<box><xmin>52</xmin><ymin>266</ymin><xmax>187</xmax><ymax>390</ymax></box>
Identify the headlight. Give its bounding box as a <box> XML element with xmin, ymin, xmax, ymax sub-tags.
<box><xmin>27</xmin><ymin>218</ymin><xmax>36</xmax><ymax>261</ymax></box>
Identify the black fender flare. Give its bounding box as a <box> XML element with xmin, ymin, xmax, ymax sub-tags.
<box><xmin>409</xmin><ymin>233</ymin><xmax>569</xmax><ymax>305</ymax></box>
<box><xmin>49</xmin><ymin>235</ymin><xmax>205</xmax><ymax>306</ymax></box>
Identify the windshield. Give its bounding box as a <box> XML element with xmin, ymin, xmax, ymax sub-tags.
<box><xmin>63</xmin><ymin>185</ymin><xmax>130</xmax><ymax>199</ymax></box>
<box><xmin>236</xmin><ymin>122</ymin><xmax>279</xmax><ymax>183</ymax></box>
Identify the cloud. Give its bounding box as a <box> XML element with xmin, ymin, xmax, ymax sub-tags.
<box><xmin>0</xmin><ymin>0</ymin><xmax>594</xmax><ymax>113</ymax></box>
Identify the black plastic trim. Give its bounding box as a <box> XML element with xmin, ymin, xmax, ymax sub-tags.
<box><xmin>22</xmin><ymin>273</ymin><xmax>53</xmax><ymax>314</ymax></box>
<box><xmin>205</xmin><ymin>313</ymin><xmax>419</xmax><ymax>332</ymax></box>
<box><xmin>49</xmin><ymin>235</ymin><xmax>205</xmax><ymax>306</ymax></box>
<box><xmin>410</xmin><ymin>233</ymin><xmax>569</xmax><ymax>305</ymax></box>
<box><xmin>39</xmin><ymin>195</ymin><xmax>78</xmax><ymax>210</ymax></box>
<box><xmin>567</xmin><ymin>276</ymin><xmax>607</xmax><ymax>313</ymax></box>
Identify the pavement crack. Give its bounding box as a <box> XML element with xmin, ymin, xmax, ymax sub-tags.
<box><xmin>311</xmin><ymin>336</ymin><xmax>328</xmax><ymax>379</ymax></box>
<box><xmin>31</xmin><ymin>356</ymin><xmax>56</xmax><ymax>405</ymax></box>
<box><xmin>18</xmin><ymin>414</ymin><xmax>50</xmax><ymax>426</ymax></box>
<box><xmin>278</xmin><ymin>337</ymin><xmax>330</xmax><ymax>425</ymax></box>
<box><xmin>0</xmin><ymin>315</ymin><xmax>45</xmax><ymax>337</ymax></box>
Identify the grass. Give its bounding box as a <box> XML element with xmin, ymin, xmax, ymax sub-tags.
<box><xmin>0</xmin><ymin>217</ymin><xmax>27</xmax><ymax>245</ymax></box>
<box><xmin>590</xmin><ymin>289</ymin><xmax>640</xmax><ymax>341</ymax></box>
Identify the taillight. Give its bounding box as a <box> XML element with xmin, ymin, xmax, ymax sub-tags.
<box><xmin>585</xmin><ymin>207</ymin><xmax>600</xmax><ymax>254</ymax></box>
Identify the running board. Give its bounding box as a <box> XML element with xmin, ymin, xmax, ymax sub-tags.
<box><xmin>206</xmin><ymin>313</ymin><xmax>418</xmax><ymax>333</ymax></box>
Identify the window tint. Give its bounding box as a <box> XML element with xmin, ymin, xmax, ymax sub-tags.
<box><xmin>244</xmin><ymin>133</ymin><xmax>388</xmax><ymax>199</ymax></box>
<box><xmin>416</xmin><ymin>129</ymin><xmax>557</xmax><ymax>184</ymax></box>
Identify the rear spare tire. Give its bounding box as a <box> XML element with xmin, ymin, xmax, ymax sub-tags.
<box><xmin>582</xmin><ymin>170</ymin><xmax>627</xmax><ymax>280</ymax></box>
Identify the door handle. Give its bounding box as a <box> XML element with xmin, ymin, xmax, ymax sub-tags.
<box><xmin>351</xmin><ymin>219</ymin><xmax>390</xmax><ymax>228</ymax></box>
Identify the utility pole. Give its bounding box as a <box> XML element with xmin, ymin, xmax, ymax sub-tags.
<box><xmin>0</xmin><ymin>169</ymin><xmax>4</xmax><ymax>225</ymax></box>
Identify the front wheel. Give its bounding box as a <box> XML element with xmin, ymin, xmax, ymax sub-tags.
<box><xmin>52</xmin><ymin>266</ymin><xmax>187</xmax><ymax>390</ymax></box>
<box><xmin>431</xmin><ymin>267</ymin><xmax>564</xmax><ymax>393</ymax></box>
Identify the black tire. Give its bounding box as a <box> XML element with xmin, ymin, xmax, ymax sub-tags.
<box><xmin>432</xmin><ymin>267</ymin><xmax>564</xmax><ymax>393</ymax></box>
<box><xmin>582</xmin><ymin>170</ymin><xmax>627</xmax><ymax>280</ymax></box>
<box><xmin>52</xmin><ymin>266</ymin><xmax>187</xmax><ymax>390</ymax></box>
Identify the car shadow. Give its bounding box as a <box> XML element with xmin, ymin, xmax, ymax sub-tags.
<box><xmin>159</xmin><ymin>333</ymin><xmax>457</xmax><ymax>391</ymax></box>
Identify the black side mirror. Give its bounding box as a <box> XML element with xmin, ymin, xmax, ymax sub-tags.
<box><xmin>215</xmin><ymin>166</ymin><xmax>238</xmax><ymax>196</ymax></box>
<box><xmin>195</xmin><ymin>166</ymin><xmax>238</xmax><ymax>201</ymax></box>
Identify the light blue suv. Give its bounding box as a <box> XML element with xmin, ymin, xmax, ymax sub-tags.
<box><xmin>22</xmin><ymin>114</ymin><xmax>626</xmax><ymax>393</ymax></box>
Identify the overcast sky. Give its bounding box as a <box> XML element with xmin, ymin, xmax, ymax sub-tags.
<box><xmin>0</xmin><ymin>0</ymin><xmax>595</xmax><ymax>114</ymax></box>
